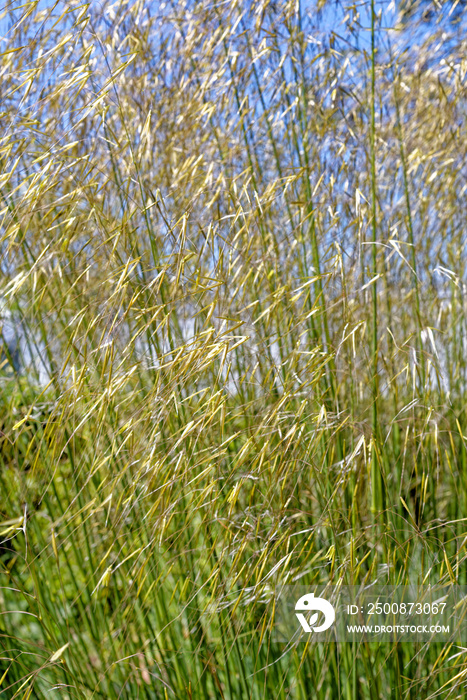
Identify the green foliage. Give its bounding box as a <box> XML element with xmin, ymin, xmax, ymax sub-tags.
<box><xmin>0</xmin><ymin>0</ymin><xmax>466</xmax><ymax>697</ymax></box>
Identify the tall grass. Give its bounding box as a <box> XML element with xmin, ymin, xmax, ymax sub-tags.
<box><xmin>0</xmin><ymin>0</ymin><xmax>467</xmax><ymax>697</ymax></box>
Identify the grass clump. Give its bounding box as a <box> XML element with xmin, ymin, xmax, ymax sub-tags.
<box><xmin>0</xmin><ymin>0</ymin><xmax>467</xmax><ymax>697</ymax></box>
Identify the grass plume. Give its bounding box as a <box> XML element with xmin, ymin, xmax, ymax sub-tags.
<box><xmin>0</xmin><ymin>0</ymin><xmax>466</xmax><ymax>697</ymax></box>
